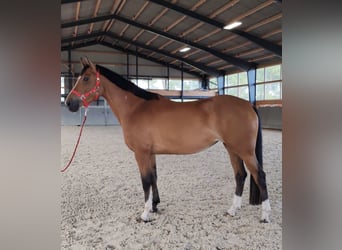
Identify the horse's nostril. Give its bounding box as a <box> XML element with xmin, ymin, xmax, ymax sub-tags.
<box><xmin>66</xmin><ymin>100</ymin><xmax>71</xmax><ymax>107</ymax></box>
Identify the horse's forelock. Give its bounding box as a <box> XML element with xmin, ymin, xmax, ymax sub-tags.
<box><xmin>80</xmin><ymin>65</ymin><xmax>90</xmax><ymax>75</ymax></box>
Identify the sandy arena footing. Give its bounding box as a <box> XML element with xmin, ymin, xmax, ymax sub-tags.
<box><xmin>61</xmin><ymin>126</ymin><xmax>282</xmax><ymax>249</ymax></box>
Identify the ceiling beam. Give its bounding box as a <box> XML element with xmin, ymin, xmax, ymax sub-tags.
<box><xmin>99</xmin><ymin>41</ymin><xmax>201</xmax><ymax>78</ymax></box>
<box><xmin>148</xmin><ymin>0</ymin><xmax>223</xmax><ymax>28</ymax></box>
<box><xmin>106</xmin><ymin>32</ymin><xmax>223</xmax><ymax>76</ymax></box>
<box><xmin>148</xmin><ymin>0</ymin><xmax>281</xmax><ymax>57</ymax></box>
<box><xmin>61</xmin><ymin>36</ymin><xmax>202</xmax><ymax>78</ymax></box>
<box><xmin>61</xmin><ymin>39</ymin><xmax>99</xmax><ymax>51</ymax></box>
<box><xmin>62</xmin><ymin>31</ymin><xmax>221</xmax><ymax>76</ymax></box>
<box><xmin>61</xmin><ymin>14</ymin><xmax>256</xmax><ymax>71</ymax></box>
<box><xmin>61</xmin><ymin>0</ymin><xmax>86</xmax><ymax>4</ymax></box>
<box><xmin>231</xmin><ymin>30</ymin><xmax>281</xmax><ymax>56</ymax></box>
<box><xmin>61</xmin><ymin>31</ymin><xmax>106</xmax><ymax>44</ymax></box>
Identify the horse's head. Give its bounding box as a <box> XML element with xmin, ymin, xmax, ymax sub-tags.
<box><xmin>65</xmin><ymin>57</ymin><xmax>102</xmax><ymax>112</ymax></box>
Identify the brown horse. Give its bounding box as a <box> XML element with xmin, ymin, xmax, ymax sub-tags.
<box><xmin>65</xmin><ymin>57</ymin><xmax>271</xmax><ymax>223</ymax></box>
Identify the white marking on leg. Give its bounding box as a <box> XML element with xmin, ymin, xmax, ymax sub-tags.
<box><xmin>260</xmin><ymin>199</ymin><xmax>271</xmax><ymax>222</ymax></box>
<box><xmin>227</xmin><ymin>194</ymin><xmax>242</xmax><ymax>216</ymax></box>
<box><xmin>140</xmin><ymin>189</ymin><xmax>153</xmax><ymax>222</ymax></box>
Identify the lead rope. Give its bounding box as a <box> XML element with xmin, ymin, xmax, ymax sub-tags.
<box><xmin>61</xmin><ymin>108</ymin><xmax>88</xmax><ymax>173</ymax></box>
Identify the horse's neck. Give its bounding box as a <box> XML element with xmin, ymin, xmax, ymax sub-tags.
<box><xmin>101</xmin><ymin>79</ymin><xmax>144</xmax><ymax>124</ymax></box>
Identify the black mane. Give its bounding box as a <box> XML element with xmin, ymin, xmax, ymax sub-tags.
<box><xmin>94</xmin><ymin>65</ymin><xmax>160</xmax><ymax>101</ymax></box>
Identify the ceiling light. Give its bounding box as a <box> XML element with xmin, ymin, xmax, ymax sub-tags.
<box><xmin>179</xmin><ymin>47</ymin><xmax>191</xmax><ymax>52</ymax></box>
<box><xmin>223</xmin><ymin>21</ymin><xmax>242</xmax><ymax>30</ymax></box>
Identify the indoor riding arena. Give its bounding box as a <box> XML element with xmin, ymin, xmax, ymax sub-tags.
<box><xmin>61</xmin><ymin>0</ymin><xmax>282</xmax><ymax>249</ymax></box>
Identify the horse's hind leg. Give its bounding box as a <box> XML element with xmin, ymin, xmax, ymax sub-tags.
<box><xmin>242</xmin><ymin>154</ymin><xmax>271</xmax><ymax>223</ymax></box>
<box><xmin>225</xmin><ymin>146</ymin><xmax>247</xmax><ymax>216</ymax></box>
<box><xmin>134</xmin><ymin>152</ymin><xmax>160</xmax><ymax>222</ymax></box>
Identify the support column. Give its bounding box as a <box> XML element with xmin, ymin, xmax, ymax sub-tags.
<box><xmin>167</xmin><ymin>63</ymin><xmax>170</xmax><ymax>90</ymax></box>
<box><xmin>201</xmin><ymin>75</ymin><xmax>209</xmax><ymax>90</ymax></box>
<box><xmin>181</xmin><ymin>62</ymin><xmax>184</xmax><ymax>102</ymax></box>
<box><xmin>247</xmin><ymin>68</ymin><xmax>257</xmax><ymax>106</ymax></box>
<box><xmin>217</xmin><ymin>74</ymin><xmax>225</xmax><ymax>95</ymax></box>
<box><xmin>135</xmin><ymin>46</ymin><xmax>138</xmax><ymax>85</ymax></box>
<box><xmin>126</xmin><ymin>52</ymin><xmax>129</xmax><ymax>79</ymax></box>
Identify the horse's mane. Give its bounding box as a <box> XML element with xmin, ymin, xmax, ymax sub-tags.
<box><xmin>93</xmin><ymin>65</ymin><xmax>160</xmax><ymax>101</ymax></box>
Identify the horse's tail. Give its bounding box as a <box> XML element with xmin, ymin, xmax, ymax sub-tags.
<box><xmin>249</xmin><ymin>106</ymin><xmax>263</xmax><ymax>205</ymax></box>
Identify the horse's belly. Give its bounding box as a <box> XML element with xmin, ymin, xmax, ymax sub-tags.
<box><xmin>152</xmin><ymin>133</ymin><xmax>219</xmax><ymax>154</ymax></box>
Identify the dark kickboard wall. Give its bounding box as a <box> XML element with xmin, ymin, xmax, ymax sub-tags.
<box><xmin>258</xmin><ymin>106</ymin><xmax>282</xmax><ymax>130</ymax></box>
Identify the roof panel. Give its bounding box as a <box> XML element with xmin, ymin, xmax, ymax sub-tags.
<box><xmin>78</xmin><ymin>1</ymin><xmax>96</xmax><ymax>19</ymax></box>
<box><xmin>61</xmin><ymin>0</ymin><xmax>282</xmax><ymax>76</ymax></box>
<box><xmin>61</xmin><ymin>4</ymin><xmax>76</xmax><ymax>22</ymax></box>
<box><xmin>119</xmin><ymin>1</ymin><xmax>149</xmax><ymax>18</ymax></box>
<box><xmin>252</xmin><ymin>19</ymin><xmax>282</xmax><ymax>37</ymax></box>
<box><xmin>97</xmin><ymin>0</ymin><xmax>117</xmax><ymax>15</ymax></box>
<box><xmin>134</xmin><ymin>3</ymin><xmax>166</xmax><ymax>24</ymax></box>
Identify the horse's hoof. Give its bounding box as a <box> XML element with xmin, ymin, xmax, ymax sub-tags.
<box><xmin>140</xmin><ymin>212</ymin><xmax>152</xmax><ymax>222</ymax></box>
<box><xmin>227</xmin><ymin>207</ymin><xmax>236</xmax><ymax>217</ymax></box>
<box><xmin>223</xmin><ymin>211</ymin><xmax>234</xmax><ymax>217</ymax></box>
<box><xmin>136</xmin><ymin>216</ymin><xmax>152</xmax><ymax>223</ymax></box>
<box><xmin>142</xmin><ymin>218</ymin><xmax>152</xmax><ymax>223</ymax></box>
<box><xmin>260</xmin><ymin>214</ymin><xmax>270</xmax><ymax>223</ymax></box>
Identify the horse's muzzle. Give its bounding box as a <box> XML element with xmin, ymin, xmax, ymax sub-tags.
<box><xmin>66</xmin><ymin>98</ymin><xmax>80</xmax><ymax>112</ymax></box>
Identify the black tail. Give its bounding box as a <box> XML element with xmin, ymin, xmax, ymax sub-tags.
<box><xmin>249</xmin><ymin>106</ymin><xmax>263</xmax><ymax>205</ymax></box>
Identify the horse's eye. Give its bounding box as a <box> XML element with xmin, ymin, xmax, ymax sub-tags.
<box><xmin>83</xmin><ymin>76</ymin><xmax>89</xmax><ymax>82</ymax></box>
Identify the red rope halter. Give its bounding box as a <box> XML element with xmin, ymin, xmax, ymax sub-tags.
<box><xmin>61</xmin><ymin>71</ymin><xmax>101</xmax><ymax>173</ymax></box>
<box><xmin>71</xmin><ymin>71</ymin><xmax>100</xmax><ymax>108</ymax></box>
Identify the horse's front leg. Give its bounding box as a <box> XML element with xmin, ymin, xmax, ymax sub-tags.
<box><xmin>134</xmin><ymin>152</ymin><xmax>160</xmax><ymax>222</ymax></box>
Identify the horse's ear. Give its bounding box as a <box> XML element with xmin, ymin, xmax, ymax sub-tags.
<box><xmin>81</xmin><ymin>56</ymin><xmax>96</xmax><ymax>71</ymax></box>
<box><xmin>80</xmin><ymin>57</ymin><xmax>89</xmax><ymax>67</ymax></box>
<box><xmin>87</xmin><ymin>58</ymin><xmax>96</xmax><ymax>72</ymax></box>
<box><xmin>80</xmin><ymin>57</ymin><xmax>96</xmax><ymax>72</ymax></box>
